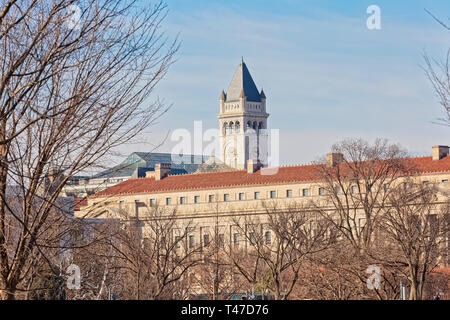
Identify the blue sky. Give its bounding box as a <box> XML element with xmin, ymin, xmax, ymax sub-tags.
<box><xmin>123</xmin><ymin>0</ymin><xmax>450</xmax><ymax>165</ymax></box>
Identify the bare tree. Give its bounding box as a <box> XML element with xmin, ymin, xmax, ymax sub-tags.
<box><xmin>190</xmin><ymin>204</ymin><xmax>244</xmax><ymax>300</ymax></box>
<box><xmin>228</xmin><ymin>201</ymin><xmax>334</xmax><ymax>300</ymax></box>
<box><xmin>423</xmin><ymin>10</ymin><xmax>450</xmax><ymax>126</ymax></box>
<box><xmin>424</xmin><ymin>49</ymin><xmax>450</xmax><ymax>126</ymax></box>
<box><xmin>106</xmin><ymin>205</ymin><xmax>201</xmax><ymax>300</ymax></box>
<box><xmin>308</xmin><ymin>138</ymin><xmax>419</xmax><ymax>300</ymax></box>
<box><xmin>379</xmin><ymin>181</ymin><xmax>450</xmax><ymax>300</ymax></box>
<box><xmin>0</xmin><ymin>0</ymin><xmax>178</xmax><ymax>299</ymax></box>
<box><xmin>313</xmin><ymin>138</ymin><xmax>409</xmax><ymax>252</ymax></box>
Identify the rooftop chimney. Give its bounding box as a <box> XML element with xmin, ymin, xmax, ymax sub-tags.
<box><xmin>146</xmin><ymin>163</ymin><xmax>172</xmax><ymax>180</ymax></box>
<box><xmin>326</xmin><ymin>152</ymin><xmax>344</xmax><ymax>167</ymax></box>
<box><xmin>155</xmin><ymin>163</ymin><xmax>171</xmax><ymax>180</ymax></box>
<box><xmin>247</xmin><ymin>159</ymin><xmax>261</xmax><ymax>173</ymax></box>
<box><xmin>432</xmin><ymin>145</ymin><xmax>449</xmax><ymax>160</ymax></box>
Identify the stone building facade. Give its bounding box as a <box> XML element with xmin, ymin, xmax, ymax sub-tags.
<box><xmin>76</xmin><ymin>146</ymin><xmax>450</xmax><ymax>266</ymax></box>
<box><xmin>75</xmin><ymin>60</ymin><xmax>450</xmax><ymax>270</ymax></box>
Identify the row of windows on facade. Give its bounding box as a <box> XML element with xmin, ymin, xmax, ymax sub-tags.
<box><xmin>113</xmin><ymin>179</ymin><xmax>450</xmax><ymax>207</ymax></box>
<box><xmin>222</xmin><ymin>121</ymin><xmax>264</xmax><ymax>135</ymax></box>
<box><xmin>175</xmin><ymin>230</ymin><xmax>272</xmax><ymax>250</ymax></box>
<box><xmin>146</xmin><ymin>188</ymin><xmax>320</xmax><ymax>207</ymax></box>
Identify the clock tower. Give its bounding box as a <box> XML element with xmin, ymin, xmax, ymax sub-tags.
<box><xmin>218</xmin><ymin>59</ymin><xmax>269</xmax><ymax>169</ymax></box>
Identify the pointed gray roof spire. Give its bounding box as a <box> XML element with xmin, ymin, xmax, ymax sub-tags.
<box><xmin>260</xmin><ymin>88</ymin><xmax>266</xmax><ymax>99</ymax></box>
<box><xmin>225</xmin><ymin>59</ymin><xmax>261</xmax><ymax>102</ymax></box>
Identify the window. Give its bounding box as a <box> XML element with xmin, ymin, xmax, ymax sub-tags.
<box><xmin>265</xmin><ymin>231</ymin><xmax>272</xmax><ymax>245</ymax></box>
<box><xmin>351</xmin><ymin>185</ymin><xmax>358</xmax><ymax>194</ymax></box>
<box><xmin>422</xmin><ymin>181</ymin><xmax>429</xmax><ymax>185</ymax></box>
<box><xmin>218</xmin><ymin>234</ymin><xmax>225</xmax><ymax>247</ymax></box>
<box><xmin>254</xmin><ymin>192</ymin><xmax>260</xmax><ymax>200</ymax></box>
<box><xmin>383</xmin><ymin>184</ymin><xmax>390</xmax><ymax>192</ymax></box>
<box><xmin>335</xmin><ymin>186</ymin><xmax>342</xmax><ymax>195</ymax></box>
<box><xmin>166</xmin><ymin>197</ymin><xmax>172</xmax><ymax>205</ymax></box>
<box><xmin>302</xmin><ymin>188</ymin><xmax>309</xmax><ymax>197</ymax></box>
<box><xmin>203</xmin><ymin>234</ymin><xmax>210</xmax><ymax>246</ymax></box>
<box><xmin>224</xmin><ymin>194</ymin><xmax>230</xmax><ymax>201</ymax></box>
<box><xmin>318</xmin><ymin>187</ymin><xmax>325</xmax><ymax>196</ymax></box>
<box><xmin>239</xmin><ymin>192</ymin><xmax>245</xmax><ymax>200</ymax></box>
<box><xmin>188</xmin><ymin>235</ymin><xmax>195</xmax><ymax>249</ymax></box>
<box><xmin>442</xmin><ymin>179</ymin><xmax>448</xmax><ymax>183</ymax></box>
<box><xmin>180</xmin><ymin>196</ymin><xmax>186</xmax><ymax>204</ymax></box>
<box><xmin>233</xmin><ymin>233</ymin><xmax>239</xmax><ymax>245</ymax></box>
<box><xmin>286</xmin><ymin>189</ymin><xmax>292</xmax><ymax>198</ymax></box>
<box><xmin>249</xmin><ymin>232</ymin><xmax>256</xmax><ymax>245</ymax></box>
<box><xmin>270</xmin><ymin>190</ymin><xmax>276</xmax><ymax>199</ymax></box>
<box><xmin>175</xmin><ymin>236</ymin><xmax>181</xmax><ymax>248</ymax></box>
<box><xmin>208</xmin><ymin>195</ymin><xmax>215</xmax><ymax>203</ymax></box>
<box><xmin>194</xmin><ymin>196</ymin><xmax>200</xmax><ymax>204</ymax></box>
<box><xmin>149</xmin><ymin>198</ymin><xmax>156</xmax><ymax>206</ymax></box>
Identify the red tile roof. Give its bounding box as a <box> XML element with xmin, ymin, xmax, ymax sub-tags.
<box><xmin>74</xmin><ymin>197</ymin><xmax>88</xmax><ymax>211</ymax></box>
<box><xmin>91</xmin><ymin>156</ymin><xmax>450</xmax><ymax>197</ymax></box>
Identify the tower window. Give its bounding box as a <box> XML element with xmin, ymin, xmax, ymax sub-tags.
<box><xmin>235</xmin><ymin>121</ymin><xmax>240</xmax><ymax>133</ymax></box>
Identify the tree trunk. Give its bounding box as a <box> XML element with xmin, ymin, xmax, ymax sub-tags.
<box><xmin>0</xmin><ymin>288</ymin><xmax>15</xmax><ymax>300</ymax></box>
<box><xmin>409</xmin><ymin>266</ymin><xmax>419</xmax><ymax>300</ymax></box>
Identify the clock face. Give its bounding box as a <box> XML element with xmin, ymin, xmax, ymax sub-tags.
<box><xmin>227</xmin><ymin>146</ymin><xmax>236</xmax><ymax>158</ymax></box>
<box><xmin>223</xmin><ymin>141</ymin><xmax>236</xmax><ymax>166</ymax></box>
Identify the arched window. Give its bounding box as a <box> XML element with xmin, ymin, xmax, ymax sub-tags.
<box><xmin>229</xmin><ymin>122</ymin><xmax>234</xmax><ymax>133</ymax></box>
<box><xmin>246</xmin><ymin>121</ymin><xmax>251</xmax><ymax>131</ymax></box>
<box><xmin>252</xmin><ymin>121</ymin><xmax>257</xmax><ymax>130</ymax></box>
<box><xmin>223</xmin><ymin>122</ymin><xmax>228</xmax><ymax>135</ymax></box>
<box><xmin>258</xmin><ymin>122</ymin><xmax>263</xmax><ymax>129</ymax></box>
<box><xmin>235</xmin><ymin>121</ymin><xmax>240</xmax><ymax>133</ymax></box>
